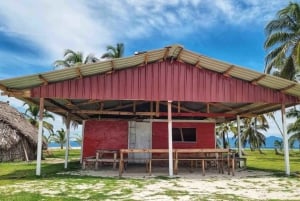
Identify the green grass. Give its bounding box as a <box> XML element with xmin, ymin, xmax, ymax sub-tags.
<box><xmin>0</xmin><ymin>148</ymin><xmax>299</xmax><ymax>201</ymax></box>
<box><xmin>245</xmin><ymin>149</ymin><xmax>300</xmax><ymax>174</ymax></box>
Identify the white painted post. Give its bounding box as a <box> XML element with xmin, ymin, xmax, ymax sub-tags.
<box><xmin>36</xmin><ymin>98</ymin><xmax>44</xmax><ymax>176</ymax></box>
<box><xmin>64</xmin><ymin>115</ymin><xmax>71</xmax><ymax>169</ymax></box>
<box><xmin>282</xmin><ymin>104</ymin><xmax>290</xmax><ymax>176</ymax></box>
<box><xmin>80</xmin><ymin>120</ymin><xmax>86</xmax><ymax>164</ymax></box>
<box><xmin>237</xmin><ymin>115</ymin><xmax>242</xmax><ymax>157</ymax></box>
<box><xmin>168</xmin><ymin>100</ymin><xmax>173</xmax><ymax>177</ymax></box>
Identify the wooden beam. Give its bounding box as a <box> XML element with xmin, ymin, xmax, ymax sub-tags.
<box><xmin>99</xmin><ymin>102</ymin><xmax>104</xmax><ymax>113</ymax></box>
<box><xmin>111</xmin><ymin>60</ymin><xmax>115</xmax><ymax>71</ymax></box>
<box><xmin>209</xmin><ymin>102</ymin><xmax>234</xmax><ymax>112</ymax></box>
<box><xmin>177</xmin><ymin>102</ymin><xmax>181</xmax><ymax>113</ymax></box>
<box><xmin>156</xmin><ymin>101</ymin><xmax>160</xmax><ymax>117</ymax></box>
<box><xmin>45</xmin><ymin>98</ymin><xmax>84</xmax><ymax>120</ymax></box>
<box><xmin>38</xmin><ymin>74</ymin><xmax>48</xmax><ymax>85</ymax></box>
<box><xmin>76</xmin><ymin>67</ymin><xmax>83</xmax><ymax>79</ymax></box>
<box><xmin>0</xmin><ymin>83</ymin><xmax>7</xmax><ymax>91</ymax></box>
<box><xmin>223</xmin><ymin>65</ymin><xmax>234</xmax><ymax>77</ymax></box>
<box><xmin>159</xmin><ymin>112</ymin><xmax>235</xmax><ymax>118</ymax></box>
<box><xmin>251</xmin><ymin>74</ymin><xmax>266</xmax><ymax>85</ymax></box>
<box><xmin>1</xmin><ymin>89</ymin><xmax>31</xmax><ymax>97</ymax></box>
<box><xmin>206</xmin><ymin>103</ymin><xmax>210</xmax><ymax>113</ymax></box>
<box><xmin>133</xmin><ymin>101</ymin><xmax>136</xmax><ymax>114</ymax></box>
<box><xmin>194</xmin><ymin>58</ymin><xmax>202</xmax><ymax>69</ymax></box>
<box><xmin>75</xmin><ymin>100</ymin><xmax>100</xmax><ymax>107</ymax></box>
<box><xmin>160</xmin><ymin>102</ymin><xmax>195</xmax><ymax>113</ymax></box>
<box><xmin>73</xmin><ymin>110</ymin><xmax>236</xmax><ymax>118</ymax></box>
<box><xmin>163</xmin><ymin>47</ymin><xmax>170</xmax><ymax>60</ymax></box>
<box><xmin>144</xmin><ymin>53</ymin><xmax>148</xmax><ymax>65</ymax></box>
<box><xmin>236</xmin><ymin>103</ymin><xmax>276</xmax><ymax>115</ymax></box>
<box><xmin>150</xmin><ymin>101</ymin><xmax>153</xmax><ymax>119</ymax></box>
<box><xmin>176</xmin><ymin>47</ymin><xmax>184</xmax><ymax>61</ymax></box>
<box><xmin>280</xmin><ymin>83</ymin><xmax>297</xmax><ymax>93</ymax></box>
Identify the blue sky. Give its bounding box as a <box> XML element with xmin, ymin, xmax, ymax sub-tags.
<box><xmin>0</xmin><ymin>0</ymin><xmax>295</xmax><ymax>137</ymax></box>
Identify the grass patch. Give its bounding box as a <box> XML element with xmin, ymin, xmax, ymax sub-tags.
<box><xmin>244</xmin><ymin>149</ymin><xmax>300</xmax><ymax>173</ymax></box>
<box><xmin>0</xmin><ymin>148</ymin><xmax>299</xmax><ymax>200</ymax></box>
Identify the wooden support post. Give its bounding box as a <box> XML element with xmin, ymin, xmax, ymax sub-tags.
<box><xmin>36</xmin><ymin>98</ymin><xmax>44</xmax><ymax>176</ymax></box>
<box><xmin>156</xmin><ymin>101</ymin><xmax>160</xmax><ymax>117</ymax></box>
<box><xmin>177</xmin><ymin>102</ymin><xmax>181</xmax><ymax>113</ymax></box>
<box><xmin>150</xmin><ymin>101</ymin><xmax>153</xmax><ymax>119</ymax></box>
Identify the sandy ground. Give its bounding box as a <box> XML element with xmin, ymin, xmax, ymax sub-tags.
<box><xmin>68</xmin><ymin>166</ymin><xmax>300</xmax><ymax>200</ymax></box>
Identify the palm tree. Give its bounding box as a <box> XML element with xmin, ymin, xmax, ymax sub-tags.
<box><xmin>23</xmin><ymin>103</ymin><xmax>55</xmax><ymax>135</ymax></box>
<box><xmin>287</xmin><ymin>107</ymin><xmax>300</xmax><ymax>150</ymax></box>
<box><xmin>216</xmin><ymin>122</ymin><xmax>237</xmax><ymax>148</ymax></box>
<box><xmin>240</xmin><ymin>115</ymin><xmax>269</xmax><ymax>153</ymax></box>
<box><xmin>264</xmin><ymin>2</ymin><xmax>300</xmax><ymax>80</ymax></box>
<box><xmin>53</xmin><ymin>49</ymin><xmax>98</xmax><ymax>69</ymax></box>
<box><xmin>51</xmin><ymin>128</ymin><xmax>66</xmax><ymax>149</ymax></box>
<box><xmin>101</xmin><ymin>43</ymin><xmax>124</xmax><ymax>59</ymax></box>
<box><xmin>73</xmin><ymin>134</ymin><xmax>82</xmax><ymax>145</ymax></box>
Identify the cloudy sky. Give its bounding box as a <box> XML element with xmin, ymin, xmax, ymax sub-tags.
<box><xmin>0</xmin><ymin>0</ymin><xmax>294</xmax><ymax>137</ymax></box>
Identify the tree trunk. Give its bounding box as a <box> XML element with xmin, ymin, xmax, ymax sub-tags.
<box><xmin>60</xmin><ymin>144</ymin><xmax>63</xmax><ymax>149</ymax></box>
<box><xmin>222</xmin><ymin>132</ymin><xmax>226</xmax><ymax>148</ymax></box>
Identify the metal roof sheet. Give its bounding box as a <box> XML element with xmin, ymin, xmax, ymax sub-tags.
<box><xmin>0</xmin><ymin>44</ymin><xmax>299</xmax><ymax>99</ymax></box>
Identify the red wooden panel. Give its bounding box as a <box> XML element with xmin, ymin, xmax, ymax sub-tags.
<box><xmin>152</xmin><ymin>122</ymin><xmax>215</xmax><ymax>149</ymax></box>
<box><xmin>31</xmin><ymin>61</ymin><xmax>299</xmax><ymax>103</ymax></box>
<box><xmin>82</xmin><ymin>120</ymin><xmax>128</xmax><ymax>158</ymax></box>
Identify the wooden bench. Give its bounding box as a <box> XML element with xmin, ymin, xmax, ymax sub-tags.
<box><xmin>82</xmin><ymin>157</ymin><xmax>97</xmax><ymax>169</ymax></box>
<box><xmin>235</xmin><ymin>157</ymin><xmax>247</xmax><ymax>169</ymax></box>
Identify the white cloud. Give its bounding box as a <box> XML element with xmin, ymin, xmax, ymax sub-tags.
<box><xmin>0</xmin><ymin>0</ymin><xmax>288</xmax><ymax>66</ymax></box>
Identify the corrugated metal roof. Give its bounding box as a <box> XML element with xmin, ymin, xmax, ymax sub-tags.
<box><xmin>0</xmin><ymin>44</ymin><xmax>299</xmax><ymax>98</ymax></box>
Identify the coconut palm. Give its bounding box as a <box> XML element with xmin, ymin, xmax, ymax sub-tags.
<box><xmin>51</xmin><ymin>128</ymin><xmax>66</xmax><ymax>149</ymax></box>
<box><xmin>287</xmin><ymin>107</ymin><xmax>300</xmax><ymax>150</ymax></box>
<box><xmin>216</xmin><ymin>122</ymin><xmax>237</xmax><ymax>148</ymax></box>
<box><xmin>73</xmin><ymin>134</ymin><xmax>82</xmax><ymax>145</ymax></box>
<box><xmin>264</xmin><ymin>2</ymin><xmax>300</xmax><ymax>80</ymax></box>
<box><xmin>240</xmin><ymin>115</ymin><xmax>269</xmax><ymax>153</ymax></box>
<box><xmin>53</xmin><ymin>49</ymin><xmax>98</xmax><ymax>69</ymax></box>
<box><xmin>101</xmin><ymin>43</ymin><xmax>124</xmax><ymax>59</ymax></box>
<box><xmin>23</xmin><ymin>103</ymin><xmax>55</xmax><ymax>135</ymax></box>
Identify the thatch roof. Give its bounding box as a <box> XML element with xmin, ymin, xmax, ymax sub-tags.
<box><xmin>0</xmin><ymin>101</ymin><xmax>38</xmax><ymax>150</ymax></box>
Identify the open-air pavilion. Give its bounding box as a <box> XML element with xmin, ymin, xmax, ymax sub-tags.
<box><xmin>0</xmin><ymin>44</ymin><xmax>299</xmax><ymax>176</ymax></box>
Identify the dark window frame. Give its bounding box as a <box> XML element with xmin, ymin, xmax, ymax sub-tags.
<box><xmin>172</xmin><ymin>127</ymin><xmax>197</xmax><ymax>143</ymax></box>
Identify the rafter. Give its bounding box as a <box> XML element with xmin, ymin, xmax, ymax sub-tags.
<box><xmin>144</xmin><ymin>53</ymin><xmax>148</xmax><ymax>65</ymax></box>
<box><xmin>45</xmin><ymin>98</ymin><xmax>84</xmax><ymax>120</ymax></box>
<box><xmin>0</xmin><ymin>83</ymin><xmax>7</xmax><ymax>91</ymax></box>
<box><xmin>38</xmin><ymin>74</ymin><xmax>48</xmax><ymax>85</ymax></box>
<box><xmin>163</xmin><ymin>46</ymin><xmax>170</xmax><ymax>60</ymax></box>
<box><xmin>76</xmin><ymin>67</ymin><xmax>83</xmax><ymax>79</ymax></box>
<box><xmin>194</xmin><ymin>58</ymin><xmax>202</xmax><ymax>69</ymax></box>
<box><xmin>280</xmin><ymin>83</ymin><xmax>297</xmax><ymax>93</ymax></box>
<box><xmin>251</xmin><ymin>74</ymin><xmax>266</xmax><ymax>85</ymax></box>
<box><xmin>111</xmin><ymin>60</ymin><xmax>115</xmax><ymax>71</ymax></box>
<box><xmin>223</xmin><ymin>65</ymin><xmax>234</xmax><ymax>77</ymax></box>
<box><xmin>176</xmin><ymin>47</ymin><xmax>184</xmax><ymax>61</ymax></box>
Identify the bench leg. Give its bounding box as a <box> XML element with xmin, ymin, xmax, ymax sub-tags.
<box><xmin>202</xmin><ymin>160</ymin><xmax>205</xmax><ymax>176</ymax></box>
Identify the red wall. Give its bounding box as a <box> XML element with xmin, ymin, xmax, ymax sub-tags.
<box><xmin>82</xmin><ymin>120</ymin><xmax>215</xmax><ymax>158</ymax></box>
<box><xmin>152</xmin><ymin>122</ymin><xmax>215</xmax><ymax>149</ymax></box>
<box><xmin>82</xmin><ymin>120</ymin><xmax>128</xmax><ymax>158</ymax></box>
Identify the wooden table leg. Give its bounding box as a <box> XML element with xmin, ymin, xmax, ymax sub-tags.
<box><xmin>202</xmin><ymin>160</ymin><xmax>205</xmax><ymax>176</ymax></box>
<box><xmin>95</xmin><ymin>152</ymin><xmax>99</xmax><ymax>170</ymax></box>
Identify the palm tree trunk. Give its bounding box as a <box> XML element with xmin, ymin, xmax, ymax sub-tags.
<box><xmin>222</xmin><ymin>132</ymin><xmax>226</xmax><ymax>148</ymax></box>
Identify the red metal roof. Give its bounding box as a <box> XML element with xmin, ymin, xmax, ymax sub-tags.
<box><xmin>32</xmin><ymin>61</ymin><xmax>298</xmax><ymax>103</ymax></box>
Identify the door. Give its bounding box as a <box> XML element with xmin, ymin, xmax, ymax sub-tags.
<box><xmin>128</xmin><ymin>121</ymin><xmax>152</xmax><ymax>163</ymax></box>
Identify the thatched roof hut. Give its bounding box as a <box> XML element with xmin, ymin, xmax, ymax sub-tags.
<box><xmin>0</xmin><ymin>101</ymin><xmax>40</xmax><ymax>162</ymax></box>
